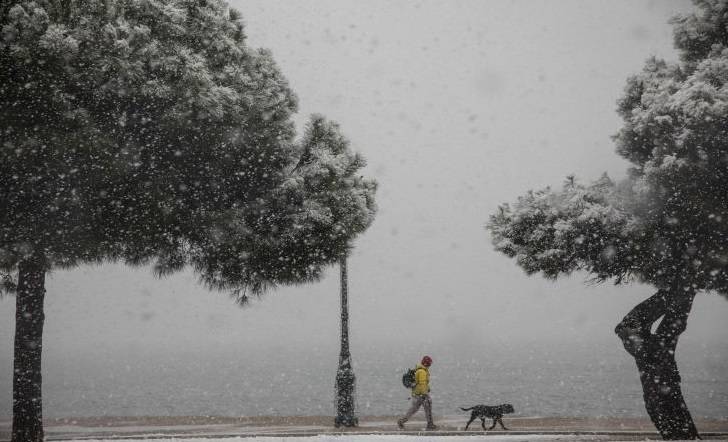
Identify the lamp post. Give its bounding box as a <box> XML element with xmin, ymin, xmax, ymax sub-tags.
<box><xmin>334</xmin><ymin>254</ymin><xmax>357</xmax><ymax>427</ymax></box>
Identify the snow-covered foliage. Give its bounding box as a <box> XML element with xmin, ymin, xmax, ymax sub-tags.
<box><xmin>488</xmin><ymin>0</ymin><xmax>728</xmax><ymax>298</ymax></box>
<box><xmin>489</xmin><ymin>175</ymin><xmax>639</xmax><ymax>283</ymax></box>
<box><xmin>191</xmin><ymin>115</ymin><xmax>377</xmax><ymax>299</ymax></box>
<box><xmin>0</xmin><ymin>0</ymin><xmax>376</xmax><ymax>296</ymax></box>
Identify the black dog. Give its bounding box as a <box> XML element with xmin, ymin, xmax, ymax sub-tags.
<box><xmin>460</xmin><ymin>404</ymin><xmax>514</xmax><ymax>430</ymax></box>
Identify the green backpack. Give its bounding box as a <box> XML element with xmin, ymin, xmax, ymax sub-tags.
<box><xmin>402</xmin><ymin>368</ymin><xmax>417</xmax><ymax>389</ymax></box>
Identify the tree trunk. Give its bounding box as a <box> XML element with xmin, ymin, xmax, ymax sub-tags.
<box><xmin>334</xmin><ymin>255</ymin><xmax>357</xmax><ymax>428</ymax></box>
<box><xmin>12</xmin><ymin>257</ymin><xmax>46</xmax><ymax>442</ymax></box>
<box><xmin>615</xmin><ymin>287</ymin><xmax>699</xmax><ymax>440</ymax></box>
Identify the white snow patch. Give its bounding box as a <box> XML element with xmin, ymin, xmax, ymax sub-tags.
<box><xmin>72</xmin><ymin>435</ymin><xmax>608</xmax><ymax>442</ymax></box>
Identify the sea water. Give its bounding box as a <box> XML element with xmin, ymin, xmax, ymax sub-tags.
<box><xmin>1</xmin><ymin>342</ymin><xmax>725</xmax><ymax>419</ymax></box>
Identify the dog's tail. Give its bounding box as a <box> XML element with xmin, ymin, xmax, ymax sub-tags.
<box><xmin>460</xmin><ymin>407</ymin><xmax>474</xmax><ymax>411</ymax></box>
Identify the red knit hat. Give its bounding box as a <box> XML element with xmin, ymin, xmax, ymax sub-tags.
<box><xmin>421</xmin><ymin>355</ymin><xmax>433</xmax><ymax>367</ymax></box>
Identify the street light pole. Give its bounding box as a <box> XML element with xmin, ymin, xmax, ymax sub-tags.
<box><xmin>334</xmin><ymin>254</ymin><xmax>357</xmax><ymax>427</ymax></box>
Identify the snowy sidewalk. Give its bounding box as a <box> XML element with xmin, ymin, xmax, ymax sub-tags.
<box><xmin>2</xmin><ymin>416</ymin><xmax>727</xmax><ymax>441</ymax></box>
<box><xmin>63</xmin><ymin>436</ymin><xmax>624</xmax><ymax>442</ymax></box>
<box><xmin>39</xmin><ymin>435</ymin><xmax>728</xmax><ymax>442</ymax></box>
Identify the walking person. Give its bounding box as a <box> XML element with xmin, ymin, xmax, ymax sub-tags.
<box><xmin>398</xmin><ymin>355</ymin><xmax>438</xmax><ymax>430</ymax></box>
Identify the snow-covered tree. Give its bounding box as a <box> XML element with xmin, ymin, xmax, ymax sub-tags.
<box><xmin>192</xmin><ymin>115</ymin><xmax>377</xmax><ymax>299</ymax></box>
<box><xmin>285</xmin><ymin>115</ymin><xmax>376</xmax><ymax>426</ymax></box>
<box><xmin>286</xmin><ymin>116</ymin><xmax>376</xmax><ymax>427</ymax></box>
<box><xmin>0</xmin><ymin>2</ymin><xmax>376</xmax><ymax>441</ymax></box>
<box><xmin>487</xmin><ymin>1</ymin><xmax>728</xmax><ymax>439</ymax></box>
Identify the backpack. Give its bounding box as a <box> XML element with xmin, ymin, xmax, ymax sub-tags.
<box><xmin>402</xmin><ymin>368</ymin><xmax>417</xmax><ymax>389</ymax></box>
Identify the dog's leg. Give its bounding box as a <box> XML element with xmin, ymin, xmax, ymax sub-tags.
<box><xmin>480</xmin><ymin>418</ymin><xmax>486</xmax><ymax>431</ymax></box>
<box><xmin>464</xmin><ymin>415</ymin><xmax>475</xmax><ymax>431</ymax></box>
<box><xmin>498</xmin><ymin>418</ymin><xmax>509</xmax><ymax>431</ymax></box>
<box><xmin>488</xmin><ymin>419</ymin><xmax>497</xmax><ymax>430</ymax></box>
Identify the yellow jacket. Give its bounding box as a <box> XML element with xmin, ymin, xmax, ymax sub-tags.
<box><xmin>412</xmin><ymin>364</ymin><xmax>430</xmax><ymax>396</ymax></box>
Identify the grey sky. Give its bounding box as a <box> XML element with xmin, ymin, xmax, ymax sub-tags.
<box><xmin>1</xmin><ymin>0</ymin><xmax>727</xmax><ymax>414</ymax></box>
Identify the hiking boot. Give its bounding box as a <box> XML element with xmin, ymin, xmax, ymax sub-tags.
<box><xmin>426</xmin><ymin>424</ymin><xmax>438</xmax><ymax>431</ymax></box>
<box><xmin>397</xmin><ymin>419</ymin><xmax>405</xmax><ymax>430</ymax></box>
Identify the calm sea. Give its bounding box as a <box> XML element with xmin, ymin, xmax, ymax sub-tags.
<box><xmin>1</xmin><ymin>342</ymin><xmax>726</xmax><ymax>419</ymax></box>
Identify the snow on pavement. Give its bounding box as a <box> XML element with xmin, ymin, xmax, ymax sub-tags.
<box><xmin>71</xmin><ymin>435</ymin><xmax>611</xmax><ymax>442</ymax></box>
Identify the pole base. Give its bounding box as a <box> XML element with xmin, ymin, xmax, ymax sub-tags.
<box><xmin>334</xmin><ymin>415</ymin><xmax>359</xmax><ymax>428</ymax></box>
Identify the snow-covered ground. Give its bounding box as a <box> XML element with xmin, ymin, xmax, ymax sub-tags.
<box><xmin>72</xmin><ymin>436</ymin><xmax>613</xmax><ymax>442</ymax></box>
<box><xmin>6</xmin><ymin>416</ymin><xmax>722</xmax><ymax>441</ymax></box>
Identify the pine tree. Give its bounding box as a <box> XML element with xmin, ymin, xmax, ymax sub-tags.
<box><xmin>488</xmin><ymin>1</ymin><xmax>728</xmax><ymax>439</ymax></box>
<box><xmin>287</xmin><ymin>115</ymin><xmax>376</xmax><ymax>427</ymax></box>
<box><xmin>0</xmin><ymin>2</ymin><xmax>377</xmax><ymax>441</ymax></box>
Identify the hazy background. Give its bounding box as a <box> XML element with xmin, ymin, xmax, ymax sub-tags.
<box><xmin>2</xmin><ymin>0</ymin><xmax>727</xmax><ymax>419</ymax></box>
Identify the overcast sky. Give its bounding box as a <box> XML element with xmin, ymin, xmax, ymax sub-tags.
<box><xmin>1</xmin><ymin>0</ymin><xmax>727</xmax><ymax>398</ymax></box>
